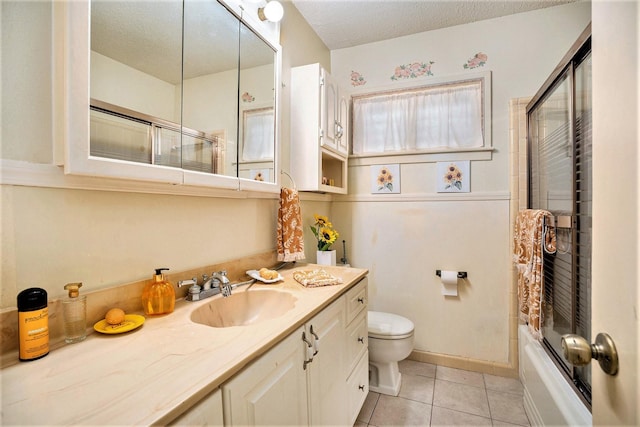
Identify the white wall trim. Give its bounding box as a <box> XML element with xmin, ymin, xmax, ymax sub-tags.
<box><xmin>348</xmin><ymin>147</ymin><xmax>494</xmax><ymax>166</ymax></box>
<box><xmin>0</xmin><ymin>159</ymin><xmax>259</xmax><ymax>199</ymax></box>
<box><xmin>0</xmin><ymin>160</ymin><xmax>509</xmax><ymax>203</ymax></box>
<box><xmin>0</xmin><ymin>159</ymin><xmax>346</xmax><ymax>202</ymax></box>
<box><xmin>334</xmin><ymin>191</ymin><xmax>510</xmax><ymax>203</ymax></box>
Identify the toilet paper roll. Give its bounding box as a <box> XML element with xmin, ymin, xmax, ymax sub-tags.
<box><xmin>440</xmin><ymin>270</ymin><xmax>459</xmax><ymax>296</ymax></box>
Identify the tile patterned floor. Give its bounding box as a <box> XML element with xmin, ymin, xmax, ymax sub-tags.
<box><xmin>355</xmin><ymin>360</ymin><xmax>530</xmax><ymax>426</ymax></box>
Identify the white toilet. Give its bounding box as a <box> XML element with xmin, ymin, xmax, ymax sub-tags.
<box><xmin>368</xmin><ymin>311</ymin><xmax>415</xmax><ymax>396</ymax></box>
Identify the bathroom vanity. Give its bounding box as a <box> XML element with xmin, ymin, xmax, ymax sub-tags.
<box><xmin>1</xmin><ymin>265</ymin><xmax>368</xmax><ymax>426</ymax></box>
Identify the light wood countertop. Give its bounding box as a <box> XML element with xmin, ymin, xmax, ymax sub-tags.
<box><xmin>1</xmin><ymin>264</ymin><xmax>367</xmax><ymax>426</ymax></box>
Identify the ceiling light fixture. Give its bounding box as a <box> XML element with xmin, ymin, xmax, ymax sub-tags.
<box><xmin>258</xmin><ymin>1</ymin><xmax>284</xmax><ymax>23</ymax></box>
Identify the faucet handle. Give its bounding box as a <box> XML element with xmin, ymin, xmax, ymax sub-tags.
<box><xmin>178</xmin><ymin>277</ymin><xmax>198</xmax><ymax>288</ymax></box>
<box><xmin>221</xmin><ymin>284</ymin><xmax>232</xmax><ymax>297</ymax></box>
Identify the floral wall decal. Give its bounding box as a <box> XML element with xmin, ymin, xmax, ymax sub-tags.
<box><xmin>437</xmin><ymin>161</ymin><xmax>470</xmax><ymax>192</ymax></box>
<box><xmin>391</xmin><ymin>61</ymin><xmax>434</xmax><ymax>80</ymax></box>
<box><xmin>241</xmin><ymin>92</ymin><xmax>255</xmax><ymax>103</ymax></box>
<box><xmin>371</xmin><ymin>164</ymin><xmax>400</xmax><ymax>194</ymax></box>
<box><xmin>350</xmin><ymin>70</ymin><xmax>367</xmax><ymax>86</ymax></box>
<box><xmin>463</xmin><ymin>52</ymin><xmax>488</xmax><ymax>69</ymax></box>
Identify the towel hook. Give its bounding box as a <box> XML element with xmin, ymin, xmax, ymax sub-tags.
<box><xmin>280</xmin><ymin>170</ymin><xmax>296</xmax><ymax>190</ymax></box>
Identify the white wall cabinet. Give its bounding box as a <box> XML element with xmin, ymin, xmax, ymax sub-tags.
<box><xmin>222</xmin><ymin>278</ymin><xmax>368</xmax><ymax>426</ymax></box>
<box><xmin>58</xmin><ymin>0</ymin><xmax>281</xmax><ymax>195</ymax></box>
<box><xmin>290</xmin><ymin>63</ymin><xmax>350</xmax><ymax>194</ymax></box>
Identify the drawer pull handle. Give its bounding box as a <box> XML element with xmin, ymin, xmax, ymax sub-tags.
<box><xmin>302</xmin><ymin>331</ymin><xmax>314</xmax><ymax>369</ymax></box>
<box><xmin>358</xmin><ymin>385</ymin><xmax>365</xmax><ymax>391</ymax></box>
<box><xmin>310</xmin><ymin>325</ymin><xmax>320</xmax><ymax>356</ymax></box>
<box><xmin>357</xmin><ymin>297</ymin><xmax>365</xmax><ymax>304</ymax></box>
<box><xmin>358</xmin><ymin>337</ymin><xmax>364</xmax><ymax>343</ymax></box>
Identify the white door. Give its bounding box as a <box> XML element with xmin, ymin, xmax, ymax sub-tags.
<box><xmin>591</xmin><ymin>2</ymin><xmax>639</xmax><ymax>425</ymax></box>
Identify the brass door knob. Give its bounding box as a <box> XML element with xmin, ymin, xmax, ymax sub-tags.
<box><xmin>561</xmin><ymin>333</ymin><xmax>619</xmax><ymax>376</ymax></box>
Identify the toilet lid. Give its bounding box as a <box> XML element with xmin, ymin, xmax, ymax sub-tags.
<box><xmin>368</xmin><ymin>311</ymin><xmax>414</xmax><ymax>339</ymax></box>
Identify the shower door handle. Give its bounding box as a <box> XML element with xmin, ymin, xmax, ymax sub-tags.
<box><xmin>561</xmin><ymin>333</ymin><xmax>619</xmax><ymax>376</ymax></box>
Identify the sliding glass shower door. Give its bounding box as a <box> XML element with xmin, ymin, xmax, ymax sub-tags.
<box><xmin>527</xmin><ymin>37</ymin><xmax>592</xmax><ymax>406</ymax></box>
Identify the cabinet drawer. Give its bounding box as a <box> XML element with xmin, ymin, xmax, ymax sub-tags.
<box><xmin>346</xmin><ymin>311</ymin><xmax>368</xmax><ymax>373</ymax></box>
<box><xmin>345</xmin><ymin>277</ymin><xmax>368</xmax><ymax>324</ymax></box>
<box><xmin>346</xmin><ymin>351</ymin><xmax>369</xmax><ymax>426</ymax></box>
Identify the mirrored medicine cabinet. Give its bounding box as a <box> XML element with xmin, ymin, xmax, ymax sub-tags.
<box><xmin>63</xmin><ymin>0</ymin><xmax>281</xmax><ymax>192</ymax></box>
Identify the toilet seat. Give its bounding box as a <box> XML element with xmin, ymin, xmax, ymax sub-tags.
<box><xmin>368</xmin><ymin>311</ymin><xmax>414</xmax><ymax>340</ymax></box>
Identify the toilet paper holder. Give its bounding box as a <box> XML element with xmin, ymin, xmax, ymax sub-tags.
<box><xmin>435</xmin><ymin>270</ymin><xmax>467</xmax><ymax>279</ymax></box>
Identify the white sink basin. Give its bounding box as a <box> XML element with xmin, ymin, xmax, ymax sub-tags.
<box><xmin>190</xmin><ymin>289</ymin><xmax>297</xmax><ymax>328</ymax></box>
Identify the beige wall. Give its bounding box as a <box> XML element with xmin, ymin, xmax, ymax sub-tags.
<box><xmin>0</xmin><ymin>1</ymin><xmax>330</xmax><ymax>307</ymax></box>
<box><xmin>1</xmin><ymin>0</ymin><xmax>592</xmax><ymax>371</ymax></box>
<box><xmin>328</xmin><ymin>2</ymin><xmax>591</xmax><ymax>366</ymax></box>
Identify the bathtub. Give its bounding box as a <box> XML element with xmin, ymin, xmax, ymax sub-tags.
<box><xmin>518</xmin><ymin>325</ymin><xmax>592</xmax><ymax>426</ymax></box>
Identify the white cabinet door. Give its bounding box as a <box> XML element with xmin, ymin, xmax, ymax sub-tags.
<box><xmin>321</xmin><ymin>71</ymin><xmax>349</xmax><ymax>156</ymax></box>
<box><xmin>222</xmin><ymin>327</ymin><xmax>308</xmax><ymax>426</ymax></box>
<box><xmin>336</xmin><ymin>94</ymin><xmax>350</xmax><ymax>156</ymax></box>
<box><xmin>306</xmin><ymin>297</ymin><xmax>348</xmax><ymax>426</ymax></box>
<box><xmin>168</xmin><ymin>388</ymin><xmax>223</xmax><ymax>426</ymax></box>
<box><xmin>320</xmin><ymin>70</ymin><xmax>339</xmax><ymax>153</ymax></box>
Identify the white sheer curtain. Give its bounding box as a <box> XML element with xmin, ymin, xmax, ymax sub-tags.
<box><xmin>241</xmin><ymin>108</ymin><xmax>274</xmax><ymax>161</ymax></box>
<box><xmin>352</xmin><ymin>81</ymin><xmax>484</xmax><ymax>154</ymax></box>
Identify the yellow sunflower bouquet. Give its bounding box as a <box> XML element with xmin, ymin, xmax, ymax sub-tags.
<box><xmin>311</xmin><ymin>214</ymin><xmax>340</xmax><ymax>251</ymax></box>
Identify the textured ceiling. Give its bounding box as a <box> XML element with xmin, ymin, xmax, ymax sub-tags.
<box><xmin>291</xmin><ymin>0</ymin><xmax>579</xmax><ymax>50</ymax></box>
<box><xmin>91</xmin><ymin>0</ymin><xmax>579</xmax><ymax>83</ymax></box>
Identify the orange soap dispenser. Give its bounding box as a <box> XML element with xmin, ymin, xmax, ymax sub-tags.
<box><xmin>141</xmin><ymin>268</ymin><xmax>175</xmax><ymax>315</ymax></box>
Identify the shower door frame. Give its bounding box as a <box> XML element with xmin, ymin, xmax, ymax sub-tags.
<box><xmin>526</xmin><ymin>24</ymin><xmax>592</xmax><ymax>408</ymax></box>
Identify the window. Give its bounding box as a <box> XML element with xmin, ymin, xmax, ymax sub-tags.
<box><xmin>241</xmin><ymin>107</ymin><xmax>275</xmax><ymax>162</ymax></box>
<box><xmin>352</xmin><ymin>76</ymin><xmax>488</xmax><ymax>156</ymax></box>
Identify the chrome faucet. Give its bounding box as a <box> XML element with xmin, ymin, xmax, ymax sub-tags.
<box><xmin>178</xmin><ymin>274</ymin><xmax>222</xmax><ymax>302</ymax></box>
<box><xmin>178</xmin><ymin>270</ymin><xmax>248</xmax><ymax>301</ymax></box>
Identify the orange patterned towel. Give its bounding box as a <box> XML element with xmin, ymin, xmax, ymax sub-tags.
<box><xmin>277</xmin><ymin>188</ymin><xmax>305</xmax><ymax>262</ymax></box>
<box><xmin>513</xmin><ymin>209</ymin><xmax>555</xmax><ymax>341</ymax></box>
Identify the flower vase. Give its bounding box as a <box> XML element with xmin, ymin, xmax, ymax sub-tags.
<box><xmin>316</xmin><ymin>250</ymin><xmax>336</xmax><ymax>266</ymax></box>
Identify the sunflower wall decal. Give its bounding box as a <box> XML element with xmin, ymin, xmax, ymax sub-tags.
<box><xmin>371</xmin><ymin>164</ymin><xmax>400</xmax><ymax>194</ymax></box>
<box><xmin>437</xmin><ymin>161</ymin><xmax>470</xmax><ymax>193</ymax></box>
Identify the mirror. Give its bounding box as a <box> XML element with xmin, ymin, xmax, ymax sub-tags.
<box><xmin>89</xmin><ymin>0</ymin><xmax>277</xmax><ymax>183</ymax></box>
<box><xmin>182</xmin><ymin>0</ymin><xmax>239</xmax><ymax>178</ymax></box>
<box><xmin>90</xmin><ymin>0</ymin><xmax>185</xmax><ymax>168</ymax></box>
<box><xmin>238</xmin><ymin>20</ymin><xmax>277</xmax><ymax>183</ymax></box>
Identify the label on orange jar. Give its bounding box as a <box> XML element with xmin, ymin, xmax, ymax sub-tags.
<box><xmin>19</xmin><ymin>307</ymin><xmax>49</xmax><ymax>360</ymax></box>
